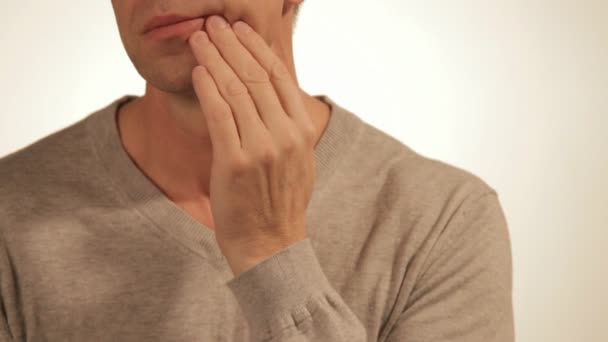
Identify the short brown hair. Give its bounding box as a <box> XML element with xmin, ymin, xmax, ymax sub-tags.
<box><xmin>294</xmin><ymin>3</ymin><xmax>302</xmax><ymax>16</ymax></box>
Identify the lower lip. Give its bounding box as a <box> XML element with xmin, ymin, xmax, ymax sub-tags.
<box><xmin>144</xmin><ymin>17</ymin><xmax>205</xmax><ymax>40</ymax></box>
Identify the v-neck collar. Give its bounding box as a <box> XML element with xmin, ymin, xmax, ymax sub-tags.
<box><xmin>85</xmin><ymin>93</ymin><xmax>363</xmax><ymax>264</ymax></box>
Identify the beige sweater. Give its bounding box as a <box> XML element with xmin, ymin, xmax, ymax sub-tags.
<box><xmin>0</xmin><ymin>94</ymin><xmax>514</xmax><ymax>342</ymax></box>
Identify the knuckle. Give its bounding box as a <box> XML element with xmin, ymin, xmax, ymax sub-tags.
<box><xmin>280</xmin><ymin>140</ymin><xmax>298</xmax><ymax>155</ymax></box>
<box><xmin>242</xmin><ymin>65</ymin><xmax>269</xmax><ymax>84</ymax></box>
<box><xmin>209</xmin><ymin>105</ymin><xmax>233</xmax><ymax>123</ymax></box>
<box><xmin>227</xmin><ymin>154</ymin><xmax>251</xmax><ymax>175</ymax></box>
<box><xmin>269</xmin><ymin>60</ymin><xmax>291</xmax><ymax>81</ymax></box>
<box><xmin>225</xmin><ymin>78</ymin><xmax>248</xmax><ymax>97</ymax></box>
<box><xmin>302</xmin><ymin>125</ymin><xmax>316</xmax><ymax>144</ymax></box>
<box><xmin>280</xmin><ymin>130</ymin><xmax>303</xmax><ymax>153</ymax></box>
<box><xmin>256</xmin><ymin>147</ymin><xmax>280</xmax><ymax>166</ymax></box>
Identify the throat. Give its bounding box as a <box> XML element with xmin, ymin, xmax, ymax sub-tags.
<box><xmin>177</xmin><ymin>200</ymin><xmax>216</xmax><ymax>231</ymax></box>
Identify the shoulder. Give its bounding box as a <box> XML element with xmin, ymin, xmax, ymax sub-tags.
<box><xmin>0</xmin><ymin>114</ymin><xmax>97</xmax><ymax>233</ymax></box>
<box><xmin>357</xmin><ymin>119</ymin><xmax>497</xmax><ymax>204</ymax></box>
<box><xmin>326</xmin><ymin>98</ymin><xmax>500</xmax><ymax>230</ymax></box>
<box><xmin>0</xmin><ymin>114</ymin><xmax>90</xmax><ymax>186</ymax></box>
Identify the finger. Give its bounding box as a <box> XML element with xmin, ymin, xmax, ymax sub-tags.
<box><xmin>192</xmin><ymin>65</ymin><xmax>242</xmax><ymax>158</ymax></box>
<box><xmin>232</xmin><ymin>20</ymin><xmax>315</xmax><ymax>136</ymax></box>
<box><xmin>189</xmin><ymin>29</ymin><xmax>268</xmax><ymax>150</ymax></box>
<box><xmin>205</xmin><ymin>15</ymin><xmax>292</xmax><ymax>141</ymax></box>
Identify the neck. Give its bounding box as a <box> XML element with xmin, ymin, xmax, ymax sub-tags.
<box><xmin>116</xmin><ymin>84</ymin><xmax>330</xmax><ymax>205</ymax></box>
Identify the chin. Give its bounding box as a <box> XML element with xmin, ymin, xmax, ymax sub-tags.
<box><xmin>135</xmin><ymin>55</ymin><xmax>198</xmax><ymax>94</ymax></box>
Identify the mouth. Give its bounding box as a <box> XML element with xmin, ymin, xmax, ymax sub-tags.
<box><xmin>143</xmin><ymin>14</ymin><xmax>204</xmax><ymax>34</ymax></box>
<box><xmin>143</xmin><ymin>15</ymin><xmax>206</xmax><ymax>40</ymax></box>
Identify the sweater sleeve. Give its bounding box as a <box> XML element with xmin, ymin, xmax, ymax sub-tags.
<box><xmin>383</xmin><ymin>191</ymin><xmax>515</xmax><ymax>342</ymax></box>
<box><xmin>225</xmin><ymin>238</ymin><xmax>367</xmax><ymax>342</ymax></box>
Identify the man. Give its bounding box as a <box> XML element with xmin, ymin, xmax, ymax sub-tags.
<box><xmin>0</xmin><ymin>1</ymin><xmax>514</xmax><ymax>341</ymax></box>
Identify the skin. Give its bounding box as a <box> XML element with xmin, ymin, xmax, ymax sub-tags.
<box><xmin>110</xmin><ymin>1</ymin><xmax>331</xmax><ymax>276</ymax></box>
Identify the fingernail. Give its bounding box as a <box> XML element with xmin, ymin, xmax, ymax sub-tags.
<box><xmin>234</xmin><ymin>21</ymin><xmax>252</xmax><ymax>35</ymax></box>
<box><xmin>192</xmin><ymin>31</ymin><xmax>208</xmax><ymax>45</ymax></box>
<box><xmin>212</xmin><ymin>16</ymin><xmax>228</xmax><ymax>29</ymax></box>
<box><xmin>195</xmin><ymin>65</ymin><xmax>207</xmax><ymax>75</ymax></box>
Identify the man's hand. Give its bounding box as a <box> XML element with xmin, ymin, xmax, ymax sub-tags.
<box><xmin>187</xmin><ymin>15</ymin><xmax>316</xmax><ymax>277</ymax></box>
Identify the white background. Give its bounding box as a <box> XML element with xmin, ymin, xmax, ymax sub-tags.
<box><xmin>1</xmin><ymin>1</ymin><xmax>607</xmax><ymax>341</ymax></box>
